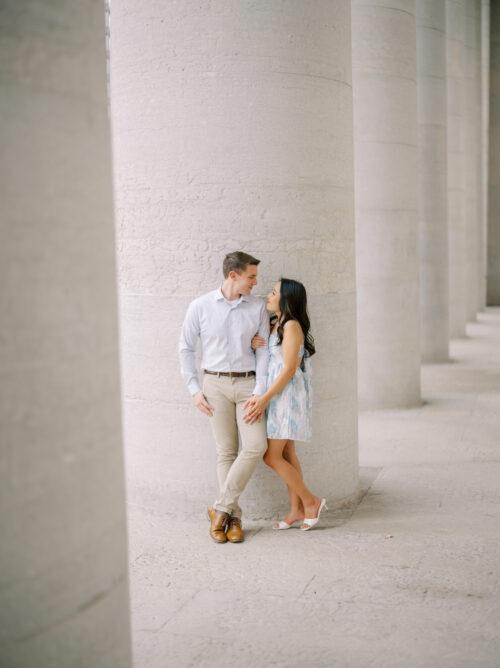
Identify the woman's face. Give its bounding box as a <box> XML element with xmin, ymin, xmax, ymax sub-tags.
<box><xmin>266</xmin><ymin>282</ymin><xmax>281</xmax><ymax>313</ymax></box>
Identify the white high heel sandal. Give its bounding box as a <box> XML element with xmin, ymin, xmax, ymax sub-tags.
<box><xmin>272</xmin><ymin>519</ymin><xmax>302</xmax><ymax>530</ymax></box>
<box><xmin>300</xmin><ymin>498</ymin><xmax>328</xmax><ymax>531</ymax></box>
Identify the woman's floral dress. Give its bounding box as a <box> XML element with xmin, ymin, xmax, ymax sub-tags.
<box><xmin>266</xmin><ymin>333</ymin><xmax>312</xmax><ymax>442</ymax></box>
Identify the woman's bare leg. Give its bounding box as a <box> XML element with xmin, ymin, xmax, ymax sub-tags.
<box><xmin>264</xmin><ymin>438</ymin><xmax>320</xmax><ymax>517</ymax></box>
<box><xmin>282</xmin><ymin>441</ymin><xmax>304</xmax><ymax>523</ymax></box>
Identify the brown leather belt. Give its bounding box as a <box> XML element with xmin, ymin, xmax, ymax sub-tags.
<box><xmin>204</xmin><ymin>370</ymin><xmax>255</xmax><ymax>378</ymax></box>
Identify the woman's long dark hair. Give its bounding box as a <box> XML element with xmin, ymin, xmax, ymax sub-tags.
<box><xmin>272</xmin><ymin>277</ymin><xmax>316</xmax><ymax>362</ymax></box>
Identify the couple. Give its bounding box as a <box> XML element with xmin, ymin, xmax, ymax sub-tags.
<box><xmin>179</xmin><ymin>251</ymin><xmax>327</xmax><ymax>543</ymax></box>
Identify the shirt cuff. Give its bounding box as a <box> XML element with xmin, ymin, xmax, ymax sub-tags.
<box><xmin>253</xmin><ymin>381</ymin><xmax>266</xmax><ymax>396</ymax></box>
<box><xmin>188</xmin><ymin>379</ymin><xmax>201</xmax><ymax>396</ymax></box>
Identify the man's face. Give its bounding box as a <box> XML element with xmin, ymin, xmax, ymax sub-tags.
<box><xmin>231</xmin><ymin>264</ymin><xmax>258</xmax><ymax>295</ymax></box>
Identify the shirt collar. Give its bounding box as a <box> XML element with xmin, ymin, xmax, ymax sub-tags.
<box><xmin>215</xmin><ymin>287</ymin><xmax>249</xmax><ymax>303</ymax></box>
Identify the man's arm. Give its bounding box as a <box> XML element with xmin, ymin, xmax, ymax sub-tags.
<box><xmin>179</xmin><ymin>301</ymin><xmax>214</xmax><ymax>417</ymax></box>
<box><xmin>179</xmin><ymin>300</ymin><xmax>202</xmax><ymax>396</ymax></box>
<box><xmin>252</xmin><ymin>301</ymin><xmax>270</xmax><ymax>396</ymax></box>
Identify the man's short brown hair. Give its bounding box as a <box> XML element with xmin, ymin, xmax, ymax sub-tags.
<box><xmin>223</xmin><ymin>251</ymin><xmax>260</xmax><ymax>278</ymax></box>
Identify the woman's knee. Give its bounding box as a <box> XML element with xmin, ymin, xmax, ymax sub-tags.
<box><xmin>264</xmin><ymin>450</ymin><xmax>282</xmax><ymax>469</ymax></box>
<box><xmin>263</xmin><ymin>450</ymin><xmax>275</xmax><ymax>468</ymax></box>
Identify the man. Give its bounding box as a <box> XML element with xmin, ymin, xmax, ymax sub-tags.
<box><xmin>179</xmin><ymin>251</ymin><xmax>269</xmax><ymax>543</ymax></box>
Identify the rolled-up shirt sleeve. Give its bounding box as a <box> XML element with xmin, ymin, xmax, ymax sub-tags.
<box><xmin>179</xmin><ymin>300</ymin><xmax>201</xmax><ymax>396</ymax></box>
<box><xmin>253</xmin><ymin>302</ymin><xmax>270</xmax><ymax>396</ymax></box>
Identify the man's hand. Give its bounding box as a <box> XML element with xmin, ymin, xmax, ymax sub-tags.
<box><xmin>244</xmin><ymin>394</ymin><xmax>267</xmax><ymax>424</ymax></box>
<box><xmin>192</xmin><ymin>391</ymin><xmax>214</xmax><ymax>417</ymax></box>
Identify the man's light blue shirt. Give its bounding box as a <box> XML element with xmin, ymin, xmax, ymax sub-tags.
<box><xmin>179</xmin><ymin>287</ymin><xmax>270</xmax><ymax>396</ymax></box>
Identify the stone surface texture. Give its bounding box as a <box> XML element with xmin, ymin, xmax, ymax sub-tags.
<box><xmin>0</xmin><ymin>1</ymin><xmax>132</xmax><ymax>666</ymax></box>
<box><xmin>110</xmin><ymin>0</ymin><xmax>360</xmax><ymax>519</ymax></box>
<box><xmin>417</xmin><ymin>0</ymin><xmax>449</xmax><ymax>362</ymax></box>
<box><xmin>127</xmin><ymin>310</ymin><xmax>500</xmax><ymax>667</ymax></box>
<box><xmin>352</xmin><ymin>0</ymin><xmax>421</xmax><ymax>408</ymax></box>
<box><xmin>447</xmin><ymin>0</ymin><xmax>468</xmax><ymax>337</ymax></box>
<box><xmin>488</xmin><ymin>0</ymin><xmax>500</xmax><ymax>303</ymax></box>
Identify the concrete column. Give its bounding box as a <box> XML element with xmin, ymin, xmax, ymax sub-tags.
<box><xmin>0</xmin><ymin>3</ymin><xmax>132</xmax><ymax>667</ymax></box>
<box><xmin>474</xmin><ymin>1</ymin><xmax>485</xmax><ymax>314</ymax></box>
<box><xmin>352</xmin><ymin>0</ymin><xmax>421</xmax><ymax>408</ymax></box>
<box><xmin>447</xmin><ymin>0</ymin><xmax>468</xmax><ymax>337</ymax></box>
<box><xmin>479</xmin><ymin>0</ymin><xmax>490</xmax><ymax>310</ymax></box>
<box><xmin>488</xmin><ymin>0</ymin><xmax>500</xmax><ymax>303</ymax></box>
<box><xmin>417</xmin><ymin>0</ymin><xmax>449</xmax><ymax>362</ymax></box>
<box><xmin>110</xmin><ymin>1</ymin><xmax>359</xmax><ymax>517</ymax></box>
<box><xmin>464</xmin><ymin>0</ymin><xmax>481</xmax><ymax>321</ymax></box>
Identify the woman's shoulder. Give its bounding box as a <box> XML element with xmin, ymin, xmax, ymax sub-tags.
<box><xmin>283</xmin><ymin>319</ymin><xmax>302</xmax><ymax>333</ymax></box>
<box><xmin>283</xmin><ymin>319</ymin><xmax>304</xmax><ymax>343</ymax></box>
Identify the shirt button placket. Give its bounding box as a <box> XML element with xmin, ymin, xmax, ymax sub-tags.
<box><xmin>229</xmin><ymin>305</ymin><xmax>234</xmax><ymax>374</ymax></box>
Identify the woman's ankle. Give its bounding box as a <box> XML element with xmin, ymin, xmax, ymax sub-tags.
<box><xmin>289</xmin><ymin>509</ymin><xmax>303</xmax><ymax>516</ymax></box>
<box><xmin>286</xmin><ymin>509</ymin><xmax>304</xmax><ymax>519</ymax></box>
<box><xmin>303</xmin><ymin>496</ymin><xmax>319</xmax><ymax>510</ymax></box>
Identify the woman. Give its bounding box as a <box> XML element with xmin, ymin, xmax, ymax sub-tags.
<box><xmin>244</xmin><ymin>278</ymin><xmax>327</xmax><ymax>531</ymax></box>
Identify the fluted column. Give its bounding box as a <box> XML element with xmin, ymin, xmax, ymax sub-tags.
<box><xmin>488</xmin><ymin>0</ymin><xmax>500</xmax><ymax>303</ymax></box>
<box><xmin>447</xmin><ymin>0</ymin><xmax>468</xmax><ymax>337</ymax></box>
<box><xmin>352</xmin><ymin>0</ymin><xmax>421</xmax><ymax>408</ymax></box>
<box><xmin>0</xmin><ymin>2</ymin><xmax>132</xmax><ymax>666</ymax></box>
<box><xmin>417</xmin><ymin>0</ymin><xmax>449</xmax><ymax>361</ymax></box>
<box><xmin>111</xmin><ymin>1</ymin><xmax>359</xmax><ymax>517</ymax></box>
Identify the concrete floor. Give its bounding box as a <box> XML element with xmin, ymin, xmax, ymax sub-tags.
<box><xmin>126</xmin><ymin>309</ymin><xmax>500</xmax><ymax>668</ymax></box>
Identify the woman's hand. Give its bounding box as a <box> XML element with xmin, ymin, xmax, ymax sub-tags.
<box><xmin>251</xmin><ymin>334</ymin><xmax>267</xmax><ymax>351</ymax></box>
<box><xmin>243</xmin><ymin>394</ymin><xmax>268</xmax><ymax>423</ymax></box>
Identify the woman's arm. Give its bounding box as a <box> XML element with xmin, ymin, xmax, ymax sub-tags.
<box><xmin>244</xmin><ymin>320</ymin><xmax>303</xmax><ymax>422</ymax></box>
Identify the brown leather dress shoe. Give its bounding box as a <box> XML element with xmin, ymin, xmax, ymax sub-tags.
<box><xmin>226</xmin><ymin>516</ymin><xmax>244</xmax><ymax>543</ymax></box>
<box><xmin>210</xmin><ymin>510</ymin><xmax>229</xmax><ymax>543</ymax></box>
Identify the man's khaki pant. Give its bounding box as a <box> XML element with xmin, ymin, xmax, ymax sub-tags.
<box><xmin>202</xmin><ymin>373</ymin><xmax>268</xmax><ymax>518</ymax></box>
